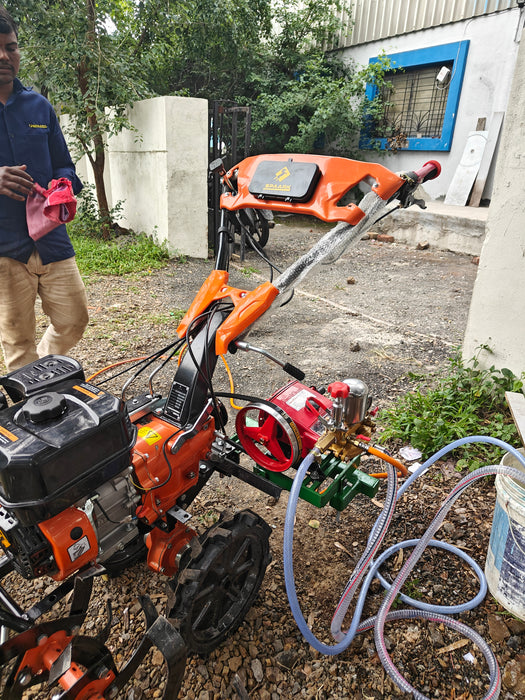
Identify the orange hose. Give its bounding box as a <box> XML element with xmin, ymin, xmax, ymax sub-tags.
<box><xmin>366</xmin><ymin>445</ymin><xmax>409</xmax><ymax>476</ymax></box>
<box><xmin>86</xmin><ymin>357</ymin><xmax>148</xmax><ymax>382</ymax></box>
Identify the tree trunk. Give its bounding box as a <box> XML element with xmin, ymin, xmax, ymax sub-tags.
<box><xmin>78</xmin><ymin>0</ymin><xmax>113</xmax><ymax>239</ymax></box>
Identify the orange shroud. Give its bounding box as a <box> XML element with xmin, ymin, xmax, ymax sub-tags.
<box><xmin>38</xmin><ymin>508</ymin><xmax>98</xmax><ymax>581</ymax></box>
<box><xmin>220</xmin><ymin>154</ymin><xmax>405</xmax><ymax>224</ymax></box>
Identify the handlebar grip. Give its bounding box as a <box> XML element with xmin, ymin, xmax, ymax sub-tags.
<box><xmin>283</xmin><ymin>363</ymin><xmax>305</xmax><ymax>381</ymax></box>
<box><xmin>414</xmin><ymin>160</ymin><xmax>441</xmax><ymax>183</ymax></box>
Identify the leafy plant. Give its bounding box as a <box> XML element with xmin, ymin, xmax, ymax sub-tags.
<box><xmin>67</xmin><ymin>185</ymin><xmax>125</xmax><ymax>239</ymax></box>
<box><xmin>378</xmin><ymin>348</ymin><xmax>525</xmax><ymax>471</ymax></box>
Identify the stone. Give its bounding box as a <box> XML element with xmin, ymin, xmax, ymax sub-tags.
<box><xmin>229</xmin><ymin>655</ymin><xmax>243</xmax><ymax>672</ymax></box>
<box><xmin>252</xmin><ymin>658</ymin><xmax>264</xmax><ymax>683</ymax></box>
<box><xmin>488</xmin><ymin>614</ymin><xmax>511</xmax><ymax>642</ymax></box>
<box><xmin>503</xmin><ymin>659</ymin><xmax>525</xmax><ymax>693</ymax></box>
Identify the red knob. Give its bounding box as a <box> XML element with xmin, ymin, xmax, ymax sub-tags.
<box><xmin>327</xmin><ymin>382</ymin><xmax>349</xmax><ymax>399</ymax></box>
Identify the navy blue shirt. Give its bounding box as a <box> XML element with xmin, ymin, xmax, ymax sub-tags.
<box><xmin>0</xmin><ymin>78</ymin><xmax>82</xmax><ymax>264</ymax></box>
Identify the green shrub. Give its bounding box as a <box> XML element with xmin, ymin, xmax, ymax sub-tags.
<box><xmin>378</xmin><ymin>349</ymin><xmax>524</xmax><ymax>471</ymax></box>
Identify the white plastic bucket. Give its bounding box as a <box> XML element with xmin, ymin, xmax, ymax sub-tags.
<box><xmin>485</xmin><ymin>448</ymin><xmax>525</xmax><ymax>621</ymax></box>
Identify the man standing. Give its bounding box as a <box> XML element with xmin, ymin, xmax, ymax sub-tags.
<box><xmin>0</xmin><ymin>5</ymin><xmax>88</xmax><ymax>372</ymax></box>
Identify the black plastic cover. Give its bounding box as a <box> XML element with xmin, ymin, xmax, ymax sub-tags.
<box><xmin>248</xmin><ymin>159</ymin><xmax>321</xmax><ymax>203</ymax></box>
<box><xmin>0</xmin><ymin>355</ymin><xmax>85</xmax><ymax>402</ymax></box>
<box><xmin>0</xmin><ymin>379</ymin><xmax>136</xmax><ymax>525</ymax></box>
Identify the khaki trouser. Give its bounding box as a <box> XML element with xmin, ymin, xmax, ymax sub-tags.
<box><xmin>0</xmin><ymin>250</ymin><xmax>89</xmax><ymax>372</ymax></box>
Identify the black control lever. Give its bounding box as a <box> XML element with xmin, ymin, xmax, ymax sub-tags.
<box><xmin>233</xmin><ymin>340</ymin><xmax>305</xmax><ymax>381</ymax></box>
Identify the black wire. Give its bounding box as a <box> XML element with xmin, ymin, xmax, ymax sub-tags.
<box><xmin>371</xmin><ymin>203</ymin><xmax>401</xmax><ymax>225</ymax></box>
<box><xmin>235</xmin><ymin>213</ymin><xmax>282</xmax><ymax>281</ymax></box>
<box><xmin>95</xmin><ymin>337</ymin><xmax>186</xmax><ymax>386</ymax></box>
<box><xmin>94</xmin><ymin>498</ymin><xmax>121</xmax><ymax>524</ymax></box>
<box><xmin>144</xmin><ymin>426</ymin><xmax>180</xmax><ymax>494</ymax></box>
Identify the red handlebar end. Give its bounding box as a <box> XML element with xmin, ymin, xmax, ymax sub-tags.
<box><xmin>327</xmin><ymin>382</ymin><xmax>349</xmax><ymax>399</ymax></box>
<box><xmin>416</xmin><ymin>160</ymin><xmax>441</xmax><ymax>183</ymax></box>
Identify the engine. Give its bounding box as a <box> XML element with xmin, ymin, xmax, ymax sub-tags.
<box><xmin>0</xmin><ymin>356</ymin><xmax>139</xmax><ymax>580</ymax></box>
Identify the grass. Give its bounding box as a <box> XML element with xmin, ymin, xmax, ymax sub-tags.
<box><xmin>69</xmin><ymin>229</ymin><xmax>172</xmax><ymax>276</ymax></box>
<box><xmin>378</xmin><ymin>347</ymin><xmax>525</xmax><ymax>472</ymax></box>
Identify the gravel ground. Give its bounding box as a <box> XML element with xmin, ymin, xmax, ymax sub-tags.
<box><xmin>1</xmin><ymin>218</ymin><xmax>524</xmax><ymax>699</ymax></box>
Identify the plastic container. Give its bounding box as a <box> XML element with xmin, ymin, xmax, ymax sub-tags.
<box><xmin>485</xmin><ymin>448</ymin><xmax>525</xmax><ymax>620</ymax></box>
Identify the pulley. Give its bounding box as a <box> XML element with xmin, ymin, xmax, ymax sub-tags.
<box><xmin>235</xmin><ymin>402</ymin><xmax>302</xmax><ymax>472</ymax></box>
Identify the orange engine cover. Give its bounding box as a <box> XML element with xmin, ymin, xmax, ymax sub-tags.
<box><xmin>132</xmin><ymin>413</ymin><xmax>215</xmax><ymax>525</ymax></box>
<box><xmin>38</xmin><ymin>508</ymin><xmax>98</xmax><ymax>581</ymax></box>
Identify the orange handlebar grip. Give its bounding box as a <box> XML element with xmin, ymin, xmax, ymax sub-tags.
<box><xmin>215</xmin><ymin>281</ymin><xmax>279</xmax><ymax>355</ymax></box>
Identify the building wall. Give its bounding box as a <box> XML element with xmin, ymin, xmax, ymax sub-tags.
<box><xmin>462</xmin><ymin>26</ymin><xmax>525</xmax><ymax>376</ymax></box>
<box><xmin>338</xmin><ymin>7</ymin><xmax>523</xmax><ymax>201</ymax></box>
<box><xmin>76</xmin><ymin>96</ymin><xmax>209</xmax><ymax>260</ymax></box>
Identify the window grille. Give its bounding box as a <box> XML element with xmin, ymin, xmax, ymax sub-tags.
<box><xmin>378</xmin><ymin>63</ymin><xmax>452</xmax><ymax>141</ymax></box>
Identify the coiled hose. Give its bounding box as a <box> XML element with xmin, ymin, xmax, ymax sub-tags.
<box><xmin>283</xmin><ymin>437</ymin><xmax>525</xmax><ymax>699</ymax></box>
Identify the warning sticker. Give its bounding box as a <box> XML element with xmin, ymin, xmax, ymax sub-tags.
<box><xmin>287</xmin><ymin>389</ymin><xmax>314</xmax><ymax>412</ymax></box>
<box><xmin>138</xmin><ymin>427</ymin><xmax>162</xmax><ymax>445</ymax></box>
<box><xmin>73</xmin><ymin>384</ymin><xmax>104</xmax><ymax>400</ymax></box>
<box><xmin>68</xmin><ymin>535</ymin><xmax>91</xmax><ymax>562</ymax></box>
<box><xmin>0</xmin><ymin>529</ymin><xmax>11</xmax><ymax>548</ymax></box>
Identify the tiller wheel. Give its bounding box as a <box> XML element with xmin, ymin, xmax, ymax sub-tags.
<box><xmin>0</xmin><ymin>586</ymin><xmax>186</xmax><ymax>699</ymax></box>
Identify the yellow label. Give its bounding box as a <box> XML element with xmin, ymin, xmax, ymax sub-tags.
<box><xmin>137</xmin><ymin>427</ymin><xmax>162</xmax><ymax>445</ymax></box>
<box><xmin>0</xmin><ymin>426</ymin><xmax>17</xmax><ymax>442</ymax></box>
<box><xmin>29</xmin><ymin>123</ymin><xmax>48</xmax><ymax>129</ymax></box>
<box><xmin>0</xmin><ymin>529</ymin><xmax>10</xmax><ymax>548</ymax></box>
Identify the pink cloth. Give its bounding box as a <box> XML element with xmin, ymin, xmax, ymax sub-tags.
<box><xmin>26</xmin><ymin>178</ymin><xmax>77</xmax><ymax>241</ymax></box>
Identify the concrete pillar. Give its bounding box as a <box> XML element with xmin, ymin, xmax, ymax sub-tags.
<box><xmin>462</xmin><ymin>33</ymin><xmax>525</xmax><ymax>377</ymax></box>
<box><xmin>106</xmin><ymin>96</ymin><xmax>209</xmax><ymax>259</ymax></box>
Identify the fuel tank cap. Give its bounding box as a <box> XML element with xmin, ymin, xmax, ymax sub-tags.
<box><xmin>22</xmin><ymin>391</ymin><xmax>67</xmax><ymax>423</ymax></box>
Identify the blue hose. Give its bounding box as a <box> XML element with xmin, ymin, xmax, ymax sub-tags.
<box><xmin>283</xmin><ymin>436</ymin><xmax>525</xmax><ymax>696</ymax></box>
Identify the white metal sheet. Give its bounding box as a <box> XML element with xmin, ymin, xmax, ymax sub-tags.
<box><xmin>341</xmin><ymin>0</ymin><xmax>518</xmax><ymax>47</ymax></box>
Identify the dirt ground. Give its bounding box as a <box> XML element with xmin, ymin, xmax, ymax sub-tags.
<box><xmin>2</xmin><ymin>217</ymin><xmax>524</xmax><ymax>699</ymax></box>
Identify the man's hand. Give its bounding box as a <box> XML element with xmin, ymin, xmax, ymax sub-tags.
<box><xmin>0</xmin><ymin>164</ymin><xmax>34</xmax><ymax>200</ymax></box>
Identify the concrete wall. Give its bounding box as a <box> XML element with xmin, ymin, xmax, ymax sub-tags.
<box><xmin>76</xmin><ymin>96</ymin><xmax>209</xmax><ymax>260</ymax></box>
<box><xmin>374</xmin><ymin>200</ymin><xmax>487</xmax><ymax>255</ymax></box>
<box><xmin>340</xmin><ymin>8</ymin><xmax>523</xmax><ymax>201</ymax></box>
<box><xmin>462</xmin><ymin>29</ymin><xmax>525</xmax><ymax>376</ymax></box>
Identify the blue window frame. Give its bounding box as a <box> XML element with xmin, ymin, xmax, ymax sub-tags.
<box><xmin>362</xmin><ymin>41</ymin><xmax>470</xmax><ymax>151</ymax></box>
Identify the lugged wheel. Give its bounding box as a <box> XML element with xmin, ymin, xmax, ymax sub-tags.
<box><xmin>167</xmin><ymin>509</ymin><xmax>271</xmax><ymax>655</ymax></box>
<box><xmin>251</xmin><ymin>211</ymin><xmax>270</xmax><ymax>248</ymax></box>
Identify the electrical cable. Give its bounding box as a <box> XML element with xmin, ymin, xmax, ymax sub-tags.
<box><xmin>234</xmin><ymin>212</ymin><xmax>282</xmax><ymax>281</ymax></box>
<box><xmin>88</xmin><ymin>338</ymin><xmax>184</xmax><ymax>385</ymax></box>
<box><xmin>219</xmin><ymin>355</ymin><xmax>244</xmax><ymax>410</ymax></box>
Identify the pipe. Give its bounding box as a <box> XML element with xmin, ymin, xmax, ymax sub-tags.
<box><xmin>283</xmin><ymin>437</ymin><xmax>525</xmax><ymax>698</ymax></box>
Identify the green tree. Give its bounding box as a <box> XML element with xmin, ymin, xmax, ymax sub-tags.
<box><xmin>7</xmin><ymin>0</ymin><xmax>388</xmax><ymax>232</ymax></box>
<box><xmin>244</xmin><ymin>0</ymin><xmax>391</xmax><ymax>157</ymax></box>
<box><xmin>6</xmin><ymin>0</ymin><xmax>177</xmax><ymax>236</ymax></box>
